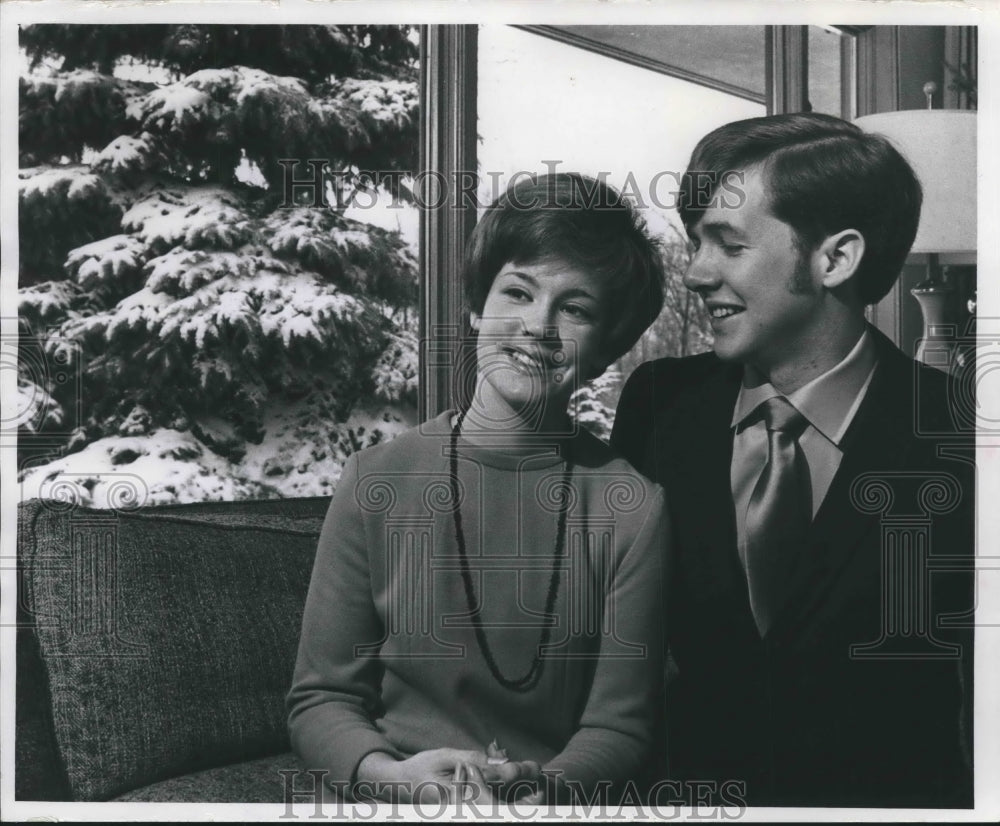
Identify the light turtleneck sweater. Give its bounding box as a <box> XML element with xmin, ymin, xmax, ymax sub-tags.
<box><xmin>287</xmin><ymin>410</ymin><xmax>669</xmax><ymax>794</ymax></box>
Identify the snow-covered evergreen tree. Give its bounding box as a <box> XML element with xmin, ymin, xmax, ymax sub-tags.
<box><xmin>18</xmin><ymin>25</ymin><xmax>420</xmax><ymax>506</ymax></box>
<box><xmin>567</xmin><ymin>370</ymin><xmax>622</xmax><ymax>444</ymax></box>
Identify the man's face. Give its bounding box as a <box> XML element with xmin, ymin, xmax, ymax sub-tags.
<box><xmin>683</xmin><ymin>166</ymin><xmax>826</xmax><ymax>379</ymax></box>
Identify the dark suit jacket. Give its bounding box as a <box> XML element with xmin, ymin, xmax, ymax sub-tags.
<box><xmin>612</xmin><ymin>328</ymin><xmax>974</xmax><ymax>808</ymax></box>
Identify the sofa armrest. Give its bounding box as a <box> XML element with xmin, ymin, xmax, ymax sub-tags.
<box><xmin>16</xmin><ymin>625</ymin><xmax>73</xmax><ymax>800</ymax></box>
<box><xmin>16</xmin><ymin>500</ymin><xmax>73</xmax><ymax>800</ymax></box>
<box><xmin>16</xmin><ymin>496</ymin><xmax>325</xmax><ymax>801</ymax></box>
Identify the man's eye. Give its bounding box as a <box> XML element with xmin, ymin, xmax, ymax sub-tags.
<box><xmin>503</xmin><ymin>287</ymin><xmax>531</xmax><ymax>301</ymax></box>
<box><xmin>721</xmin><ymin>243</ymin><xmax>745</xmax><ymax>255</ymax></box>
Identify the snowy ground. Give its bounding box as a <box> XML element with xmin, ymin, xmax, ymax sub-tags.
<box><xmin>19</xmin><ymin>402</ymin><xmax>416</xmax><ymax>508</ymax></box>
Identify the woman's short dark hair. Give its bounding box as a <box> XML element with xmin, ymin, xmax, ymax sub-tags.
<box><xmin>463</xmin><ymin>173</ymin><xmax>666</xmax><ymax>364</ymax></box>
<box><xmin>677</xmin><ymin>112</ymin><xmax>923</xmax><ymax>306</ymax></box>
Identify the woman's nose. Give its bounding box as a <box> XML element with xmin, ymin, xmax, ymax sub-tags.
<box><xmin>521</xmin><ymin>302</ymin><xmax>557</xmax><ymax>339</ymax></box>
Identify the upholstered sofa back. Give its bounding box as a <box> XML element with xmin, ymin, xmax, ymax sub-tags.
<box><xmin>16</xmin><ymin>496</ymin><xmax>328</xmax><ymax>801</ymax></box>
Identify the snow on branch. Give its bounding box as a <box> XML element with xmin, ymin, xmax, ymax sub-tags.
<box><xmin>158</xmin><ymin>284</ymin><xmax>261</xmax><ymax>351</ymax></box>
<box><xmin>20</xmin><ymin>165</ymin><xmax>107</xmax><ymax>201</ymax></box>
<box><xmin>18</xmin><ymin>281</ymin><xmax>91</xmax><ymax>327</ymax></box>
<box><xmin>18</xmin><ymin>165</ymin><xmax>125</xmax><ymax>285</ymax></box>
<box><xmin>128</xmin><ymin>80</ymin><xmax>210</xmax><ymax>129</ymax></box>
<box><xmin>122</xmin><ymin>186</ymin><xmax>254</xmax><ymax>252</ymax></box>
<box><xmin>16</xmin><ymin>377</ymin><xmax>64</xmax><ymax>433</ymax></box>
<box><xmin>91</xmin><ymin>133</ymin><xmax>167</xmax><ymax>180</ymax></box>
<box><xmin>66</xmin><ymin>234</ymin><xmax>148</xmax><ymax>291</ymax></box>
<box><xmin>335</xmin><ymin>78</ymin><xmax>416</xmax><ymax>129</ymax></box>
<box><xmin>262</xmin><ymin>206</ymin><xmax>416</xmax><ymax>304</ymax></box>
<box><xmin>79</xmin><ymin>285</ymin><xmax>173</xmax><ymax>342</ymax></box>
<box><xmin>371</xmin><ymin>326</ymin><xmax>418</xmax><ymax>404</ymax></box>
<box><xmin>144</xmin><ymin>249</ymin><xmax>289</xmax><ymax>296</ymax></box>
<box><xmin>254</xmin><ymin>272</ymin><xmax>371</xmax><ymax>347</ymax></box>
<box><xmin>19</xmin><ymin>71</ymin><xmax>152</xmax><ymax>165</ymax></box>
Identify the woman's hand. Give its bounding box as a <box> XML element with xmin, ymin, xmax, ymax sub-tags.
<box><xmin>463</xmin><ymin>759</ymin><xmax>543</xmax><ymax>804</ymax></box>
<box><xmin>356</xmin><ymin>749</ymin><xmax>487</xmax><ymax>803</ymax></box>
<box><xmin>356</xmin><ymin>749</ymin><xmax>543</xmax><ymax>804</ymax></box>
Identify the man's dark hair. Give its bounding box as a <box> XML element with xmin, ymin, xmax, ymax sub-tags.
<box><xmin>677</xmin><ymin>112</ymin><xmax>923</xmax><ymax>306</ymax></box>
<box><xmin>463</xmin><ymin>172</ymin><xmax>666</xmax><ymax>365</ymax></box>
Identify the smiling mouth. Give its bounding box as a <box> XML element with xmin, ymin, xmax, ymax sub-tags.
<box><xmin>498</xmin><ymin>345</ymin><xmax>545</xmax><ymax>370</ymax></box>
<box><xmin>708</xmin><ymin>305</ymin><xmax>744</xmax><ymax>320</ymax></box>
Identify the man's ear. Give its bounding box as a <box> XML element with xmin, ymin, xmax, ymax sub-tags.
<box><xmin>817</xmin><ymin>229</ymin><xmax>865</xmax><ymax>289</ymax></box>
<box><xmin>469</xmin><ymin>312</ymin><xmax>481</xmax><ymax>331</ymax></box>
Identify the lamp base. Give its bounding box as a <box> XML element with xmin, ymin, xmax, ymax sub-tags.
<box><xmin>911</xmin><ymin>278</ymin><xmax>956</xmax><ymax>373</ymax></box>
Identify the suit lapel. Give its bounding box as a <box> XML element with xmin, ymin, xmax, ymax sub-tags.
<box><xmin>660</xmin><ymin>360</ymin><xmax>745</xmax><ymax>592</ymax></box>
<box><xmin>774</xmin><ymin>331</ymin><xmax>915</xmax><ymax>631</ymax></box>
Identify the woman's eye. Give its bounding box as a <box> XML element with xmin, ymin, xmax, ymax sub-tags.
<box><xmin>562</xmin><ymin>304</ymin><xmax>594</xmax><ymax>322</ymax></box>
<box><xmin>721</xmin><ymin>243</ymin><xmax>745</xmax><ymax>255</ymax></box>
<box><xmin>503</xmin><ymin>287</ymin><xmax>531</xmax><ymax>301</ymax></box>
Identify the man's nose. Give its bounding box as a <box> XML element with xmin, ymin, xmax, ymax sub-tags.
<box><xmin>682</xmin><ymin>248</ymin><xmax>721</xmax><ymax>293</ymax></box>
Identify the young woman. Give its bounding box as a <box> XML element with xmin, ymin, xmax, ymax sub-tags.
<box><xmin>287</xmin><ymin>173</ymin><xmax>669</xmax><ymax>806</ymax></box>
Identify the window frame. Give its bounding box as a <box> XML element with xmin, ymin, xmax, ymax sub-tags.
<box><xmin>516</xmin><ymin>25</ymin><xmax>767</xmax><ymax>106</ymax></box>
<box><xmin>418</xmin><ymin>25</ymin><xmax>478</xmax><ymax>421</ymax></box>
<box><xmin>417</xmin><ymin>24</ymin><xmax>949</xmax><ymax>411</ymax></box>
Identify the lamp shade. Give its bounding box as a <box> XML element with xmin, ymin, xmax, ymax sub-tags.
<box><xmin>854</xmin><ymin>110</ymin><xmax>976</xmax><ymax>257</ymax></box>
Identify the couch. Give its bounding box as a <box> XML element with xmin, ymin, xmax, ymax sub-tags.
<box><xmin>15</xmin><ymin>494</ymin><xmax>331</xmax><ymax>802</ymax></box>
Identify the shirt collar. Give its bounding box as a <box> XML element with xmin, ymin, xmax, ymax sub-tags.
<box><xmin>731</xmin><ymin>329</ymin><xmax>878</xmax><ymax>445</ymax></box>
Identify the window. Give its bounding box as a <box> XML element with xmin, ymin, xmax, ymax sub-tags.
<box><xmin>16</xmin><ymin>24</ymin><xmax>422</xmax><ymax>505</ymax></box>
<box><xmin>808</xmin><ymin>25</ymin><xmax>855</xmax><ymax>118</ymax></box>
<box><xmin>474</xmin><ymin>25</ymin><xmax>767</xmax><ymax>436</ymax></box>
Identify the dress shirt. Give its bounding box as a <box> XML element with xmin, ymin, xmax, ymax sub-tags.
<box><xmin>731</xmin><ymin>330</ymin><xmax>878</xmax><ymax>567</ymax></box>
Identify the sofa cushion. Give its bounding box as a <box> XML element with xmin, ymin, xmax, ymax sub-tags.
<box><xmin>19</xmin><ymin>497</ymin><xmax>327</xmax><ymax>801</ymax></box>
<box><xmin>112</xmin><ymin>751</ymin><xmax>302</xmax><ymax>803</ymax></box>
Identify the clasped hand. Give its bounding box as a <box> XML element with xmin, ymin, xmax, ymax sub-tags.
<box><xmin>357</xmin><ymin>748</ymin><xmax>542</xmax><ymax>804</ymax></box>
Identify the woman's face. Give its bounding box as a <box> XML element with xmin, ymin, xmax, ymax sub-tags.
<box><xmin>470</xmin><ymin>258</ymin><xmax>610</xmax><ymax>428</ymax></box>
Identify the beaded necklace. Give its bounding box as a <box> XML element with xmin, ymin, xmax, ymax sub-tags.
<box><xmin>448</xmin><ymin>409</ymin><xmax>573</xmax><ymax>692</ymax></box>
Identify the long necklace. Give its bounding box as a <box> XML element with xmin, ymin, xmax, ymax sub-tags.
<box><xmin>448</xmin><ymin>409</ymin><xmax>573</xmax><ymax>692</ymax></box>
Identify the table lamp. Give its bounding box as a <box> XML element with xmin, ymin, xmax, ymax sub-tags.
<box><xmin>855</xmin><ymin>92</ymin><xmax>976</xmax><ymax>370</ymax></box>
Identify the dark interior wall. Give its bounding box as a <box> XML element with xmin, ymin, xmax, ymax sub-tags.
<box><xmin>897</xmin><ymin>27</ymin><xmax>947</xmax><ymax>109</ymax></box>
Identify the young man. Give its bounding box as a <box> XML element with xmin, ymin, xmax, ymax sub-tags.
<box><xmin>612</xmin><ymin>113</ymin><xmax>974</xmax><ymax>808</ymax></box>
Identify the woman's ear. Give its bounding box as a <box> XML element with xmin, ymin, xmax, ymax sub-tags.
<box><xmin>469</xmin><ymin>312</ymin><xmax>481</xmax><ymax>331</ymax></box>
<box><xmin>818</xmin><ymin>229</ymin><xmax>865</xmax><ymax>289</ymax></box>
